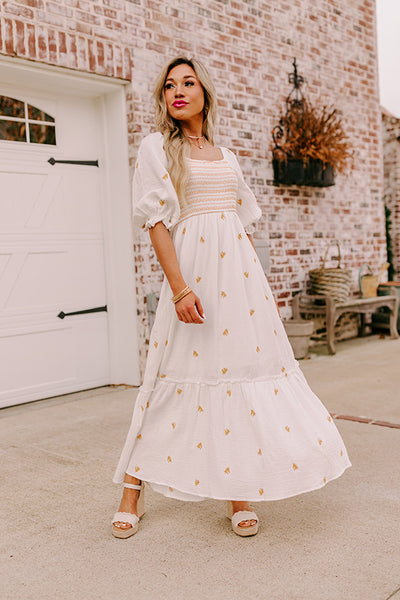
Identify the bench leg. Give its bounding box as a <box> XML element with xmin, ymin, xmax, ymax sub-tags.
<box><xmin>389</xmin><ymin>306</ymin><xmax>400</xmax><ymax>339</ymax></box>
<box><xmin>326</xmin><ymin>302</ymin><xmax>337</xmax><ymax>355</ymax></box>
<box><xmin>358</xmin><ymin>313</ymin><xmax>366</xmax><ymax>337</ymax></box>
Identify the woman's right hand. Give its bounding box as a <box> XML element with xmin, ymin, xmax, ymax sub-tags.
<box><xmin>175</xmin><ymin>291</ymin><xmax>205</xmax><ymax>324</ymax></box>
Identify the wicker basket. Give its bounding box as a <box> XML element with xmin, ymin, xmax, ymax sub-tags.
<box><xmin>309</xmin><ymin>240</ymin><xmax>352</xmax><ymax>303</ymax></box>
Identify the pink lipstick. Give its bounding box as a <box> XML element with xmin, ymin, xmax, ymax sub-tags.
<box><xmin>173</xmin><ymin>101</ymin><xmax>187</xmax><ymax>107</ymax></box>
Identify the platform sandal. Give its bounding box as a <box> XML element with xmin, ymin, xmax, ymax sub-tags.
<box><xmin>226</xmin><ymin>500</ymin><xmax>259</xmax><ymax>537</ymax></box>
<box><xmin>112</xmin><ymin>481</ymin><xmax>145</xmax><ymax>538</ymax></box>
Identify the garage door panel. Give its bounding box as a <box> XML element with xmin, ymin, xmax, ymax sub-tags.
<box><xmin>0</xmin><ymin>316</ymin><xmax>109</xmax><ymax>408</ymax></box>
<box><xmin>1</xmin><ymin>243</ymin><xmax>106</xmax><ymax>311</ymax></box>
<box><xmin>43</xmin><ymin>169</ymin><xmax>103</xmax><ymax>233</ymax></box>
<box><xmin>0</xmin><ymin>171</ymin><xmax>45</xmax><ymax>228</ymax></box>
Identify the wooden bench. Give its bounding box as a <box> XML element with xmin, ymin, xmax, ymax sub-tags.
<box><xmin>292</xmin><ymin>289</ymin><xmax>399</xmax><ymax>354</ymax></box>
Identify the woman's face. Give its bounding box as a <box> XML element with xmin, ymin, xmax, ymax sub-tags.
<box><xmin>164</xmin><ymin>63</ymin><xmax>205</xmax><ymax>123</ymax></box>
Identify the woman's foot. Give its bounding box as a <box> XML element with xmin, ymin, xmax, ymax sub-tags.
<box><xmin>230</xmin><ymin>500</ymin><xmax>258</xmax><ymax>527</ymax></box>
<box><xmin>113</xmin><ymin>475</ymin><xmax>141</xmax><ymax>531</ymax></box>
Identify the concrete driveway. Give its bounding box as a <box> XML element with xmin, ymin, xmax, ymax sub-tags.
<box><xmin>1</xmin><ymin>335</ymin><xmax>399</xmax><ymax>600</ymax></box>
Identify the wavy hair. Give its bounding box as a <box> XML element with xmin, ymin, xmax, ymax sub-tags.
<box><xmin>153</xmin><ymin>56</ymin><xmax>217</xmax><ymax>203</ymax></box>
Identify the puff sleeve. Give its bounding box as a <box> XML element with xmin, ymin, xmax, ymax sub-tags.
<box><xmin>223</xmin><ymin>148</ymin><xmax>262</xmax><ymax>234</ymax></box>
<box><xmin>131</xmin><ymin>132</ymin><xmax>181</xmax><ymax>237</ymax></box>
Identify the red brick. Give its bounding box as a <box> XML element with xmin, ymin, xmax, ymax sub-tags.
<box><xmin>15</xmin><ymin>20</ymin><xmax>25</xmax><ymax>55</ymax></box>
<box><xmin>4</xmin><ymin>18</ymin><xmax>14</xmax><ymax>55</ymax></box>
<box><xmin>48</xmin><ymin>28</ymin><xmax>57</xmax><ymax>63</ymax></box>
<box><xmin>371</xmin><ymin>421</ymin><xmax>400</xmax><ymax>429</ymax></box>
<box><xmin>26</xmin><ymin>22</ymin><xmax>36</xmax><ymax>58</ymax></box>
<box><xmin>37</xmin><ymin>25</ymin><xmax>47</xmax><ymax>59</ymax></box>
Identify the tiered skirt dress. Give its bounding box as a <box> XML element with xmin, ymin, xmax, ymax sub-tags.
<box><xmin>113</xmin><ymin>154</ymin><xmax>352</xmax><ymax>502</ymax></box>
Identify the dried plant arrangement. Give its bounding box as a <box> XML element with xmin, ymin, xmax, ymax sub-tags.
<box><xmin>272</xmin><ymin>97</ymin><xmax>354</xmax><ymax>174</ymax></box>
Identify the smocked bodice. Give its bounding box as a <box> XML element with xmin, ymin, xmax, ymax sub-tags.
<box><xmin>177</xmin><ymin>157</ymin><xmax>239</xmax><ymax>223</ymax></box>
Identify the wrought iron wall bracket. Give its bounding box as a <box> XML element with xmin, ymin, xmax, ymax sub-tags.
<box><xmin>48</xmin><ymin>158</ymin><xmax>99</xmax><ymax>167</ymax></box>
<box><xmin>57</xmin><ymin>306</ymin><xmax>107</xmax><ymax>319</ymax></box>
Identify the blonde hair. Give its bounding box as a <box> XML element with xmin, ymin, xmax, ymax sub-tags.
<box><xmin>153</xmin><ymin>57</ymin><xmax>217</xmax><ymax>203</ymax></box>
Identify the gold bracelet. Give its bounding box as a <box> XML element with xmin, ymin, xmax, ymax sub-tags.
<box><xmin>172</xmin><ymin>285</ymin><xmax>192</xmax><ymax>304</ymax></box>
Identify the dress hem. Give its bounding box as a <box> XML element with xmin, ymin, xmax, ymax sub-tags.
<box><xmin>112</xmin><ymin>460</ymin><xmax>352</xmax><ymax>503</ymax></box>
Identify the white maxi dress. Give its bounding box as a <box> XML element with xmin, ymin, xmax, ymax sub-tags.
<box><xmin>113</xmin><ymin>132</ymin><xmax>352</xmax><ymax>502</ymax></box>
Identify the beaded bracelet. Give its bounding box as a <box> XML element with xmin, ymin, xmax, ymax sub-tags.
<box><xmin>171</xmin><ymin>285</ymin><xmax>192</xmax><ymax>304</ymax></box>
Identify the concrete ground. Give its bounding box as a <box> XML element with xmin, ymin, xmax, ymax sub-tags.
<box><xmin>1</xmin><ymin>334</ymin><xmax>399</xmax><ymax>600</ymax></box>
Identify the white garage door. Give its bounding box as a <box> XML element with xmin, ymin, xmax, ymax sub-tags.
<box><xmin>0</xmin><ymin>90</ymin><xmax>110</xmax><ymax>407</ymax></box>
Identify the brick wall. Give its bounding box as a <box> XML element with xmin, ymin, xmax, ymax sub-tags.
<box><xmin>382</xmin><ymin>109</ymin><xmax>400</xmax><ymax>278</ymax></box>
<box><xmin>0</xmin><ymin>0</ymin><xmax>386</xmax><ymax>374</ymax></box>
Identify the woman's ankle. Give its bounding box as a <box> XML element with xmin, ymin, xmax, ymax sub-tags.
<box><xmin>124</xmin><ymin>473</ymin><xmax>141</xmax><ymax>485</ymax></box>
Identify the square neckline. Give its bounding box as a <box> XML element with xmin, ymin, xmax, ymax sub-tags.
<box><xmin>187</xmin><ymin>147</ymin><xmax>225</xmax><ymax>162</ymax></box>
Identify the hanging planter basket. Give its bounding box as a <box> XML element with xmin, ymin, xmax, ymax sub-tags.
<box><xmin>272</xmin><ymin>158</ymin><xmax>335</xmax><ymax>187</ymax></box>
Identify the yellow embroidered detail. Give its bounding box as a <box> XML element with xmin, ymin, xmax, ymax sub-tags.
<box><xmin>250</xmin><ymin>409</ymin><xmax>256</xmax><ymax>416</ymax></box>
<box><xmin>195</xmin><ymin>479</ymin><xmax>200</xmax><ymax>486</ymax></box>
<box><xmin>292</xmin><ymin>463</ymin><xmax>298</xmax><ymax>470</ymax></box>
<box><xmin>323</xmin><ymin>477</ymin><xmax>327</xmax><ymax>483</ymax></box>
<box><xmin>285</xmin><ymin>372</ymin><xmax>288</xmax><ymax>377</ymax></box>
<box><xmin>285</xmin><ymin>425</ymin><xmax>290</xmax><ymax>432</ymax></box>
<box><xmin>221</xmin><ymin>291</ymin><xmax>227</xmax><ymax>298</ymax></box>
<box><xmin>159</xmin><ymin>200</ymin><xmax>165</xmax><ymax>206</ymax></box>
<box><xmin>238</xmin><ymin>233</ymin><xmax>242</xmax><ymax>239</ymax></box>
<box><xmin>221</xmin><ymin>213</ymin><xmax>225</xmax><ymax>219</ymax></box>
<box><xmin>265</xmin><ymin>295</ymin><xmax>269</xmax><ymax>300</ymax></box>
<box><xmin>137</xmin><ymin>434</ymin><xmax>142</xmax><ymax>439</ymax></box>
<box><xmin>196</xmin><ymin>276</ymin><xmax>201</xmax><ymax>283</ymax></box>
<box><xmin>258</xmin><ymin>448</ymin><xmax>262</xmax><ymax>455</ymax></box>
<box><xmin>140</xmin><ymin>405</ymin><xmax>144</xmax><ymax>412</ymax></box>
<box><xmin>200</xmin><ymin>236</ymin><xmax>205</xmax><ymax>243</ymax></box>
<box><xmin>193</xmin><ymin>350</ymin><xmax>198</xmax><ymax>357</ymax></box>
<box><xmin>167</xmin><ymin>456</ymin><xmax>172</xmax><ymax>462</ymax></box>
<box><xmin>165</xmin><ymin>340</ymin><xmax>168</xmax><ymax>346</ymax></box>
<box><xmin>198</xmin><ymin>405</ymin><xmax>204</xmax><ymax>412</ymax></box>
<box><xmin>154</xmin><ymin>341</ymin><xmax>158</xmax><ymax>348</ymax></box>
<box><xmin>274</xmin><ymin>329</ymin><xmax>277</xmax><ymax>335</ymax></box>
<box><xmin>171</xmin><ymin>422</ymin><xmax>176</xmax><ymax>429</ymax></box>
<box><xmin>142</xmin><ymin>224</ymin><xmax>146</xmax><ymax>229</ymax></box>
<box><xmin>256</xmin><ymin>346</ymin><xmax>260</xmax><ymax>352</ymax></box>
<box><xmin>146</xmin><ymin>400</ymin><xmax>149</xmax><ymax>408</ymax></box>
<box><xmin>221</xmin><ymin>368</ymin><xmax>228</xmax><ymax>374</ymax></box>
<box><xmin>340</xmin><ymin>449</ymin><xmax>343</xmax><ymax>456</ymax></box>
<box><xmin>135</xmin><ymin>466</ymin><xmax>140</xmax><ymax>472</ymax></box>
<box><xmin>281</xmin><ymin>367</ymin><xmax>286</xmax><ymax>373</ymax></box>
<box><xmin>177</xmin><ymin>388</ymin><xmax>182</xmax><ymax>394</ymax></box>
<box><xmin>160</xmin><ymin>373</ymin><xmax>166</xmax><ymax>378</ymax></box>
<box><xmin>318</xmin><ymin>439</ymin><xmax>323</xmax><ymax>445</ymax></box>
<box><xmin>197</xmin><ymin>442</ymin><xmax>202</xmax><ymax>449</ymax></box>
<box><xmin>258</xmin><ymin>488</ymin><xmax>264</xmax><ymax>495</ymax></box>
<box><xmin>244</xmin><ymin>272</ymin><xmax>249</xmax><ymax>278</ymax></box>
<box><xmin>225</xmin><ymin>428</ymin><xmax>230</xmax><ymax>435</ymax></box>
<box><xmin>182</xmin><ymin>227</ymin><xmax>186</xmax><ymax>234</ymax></box>
<box><xmin>169</xmin><ymin>486</ymin><xmax>174</xmax><ymax>491</ymax></box>
<box><xmin>274</xmin><ymin>389</ymin><xmax>279</xmax><ymax>395</ymax></box>
<box><xmin>135</xmin><ymin>161</ymin><xmax>139</xmax><ymax>169</ymax></box>
<box><xmin>227</xmin><ymin>390</ymin><xmax>231</xmax><ymax>396</ymax></box>
<box><xmin>220</xmin><ymin>251</ymin><xmax>226</xmax><ymax>258</ymax></box>
<box><xmin>250</xmin><ymin>309</ymin><xmax>255</xmax><ymax>316</ymax></box>
<box><xmin>237</xmin><ymin>198</ymin><xmax>242</xmax><ymax>205</ymax></box>
<box><xmin>162</xmin><ymin>173</ymin><xmax>168</xmax><ymax>180</ymax></box>
<box><xmin>254</xmin><ymin>258</ymin><xmax>256</xmax><ymax>262</ymax></box>
<box><xmin>224</xmin><ymin>467</ymin><xmax>230</xmax><ymax>474</ymax></box>
<box><xmin>327</xmin><ymin>416</ymin><xmax>332</xmax><ymax>422</ymax></box>
<box><xmin>223</xmin><ymin>329</ymin><xmax>229</xmax><ymax>336</ymax></box>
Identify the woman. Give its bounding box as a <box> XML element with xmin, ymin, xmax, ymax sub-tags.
<box><xmin>111</xmin><ymin>56</ymin><xmax>352</xmax><ymax>538</ymax></box>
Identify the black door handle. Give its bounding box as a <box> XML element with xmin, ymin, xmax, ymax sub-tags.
<box><xmin>57</xmin><ymin>305</ymin><xmax>107</xmax><ymax>319</ymax></box>
<box><xmin>48</xmin><ymin>158</ymin><xmax>99</xmax><ymax>167</ymax></box>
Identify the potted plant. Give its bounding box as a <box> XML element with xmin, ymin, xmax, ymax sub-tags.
<box><xmin>272</xmin><ymin>98</ymin><xmax>353</xmax><ymax>187</ymax></box>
